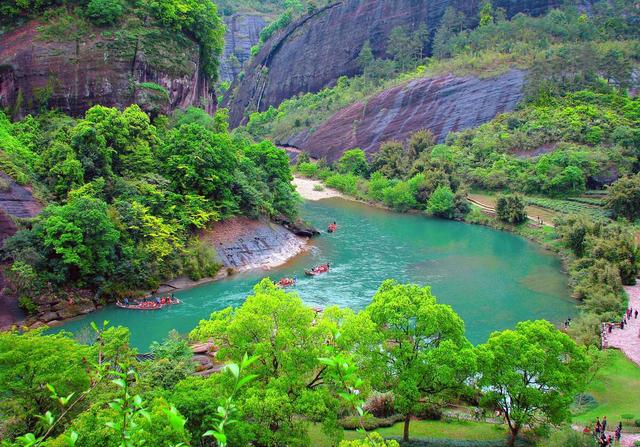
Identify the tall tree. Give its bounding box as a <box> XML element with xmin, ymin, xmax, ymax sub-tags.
<box><xmin>605</xmin><ymin>173</ymin><xmax>640</xmax><ymax>221</ymax></box>
<box><xmin>477</xmin><ymin>320</ymin><xmax>589</xmax><ymax>446</ymax></box>
<box><xmin>432</xmin><ymin>7</ymin><xmax>466</xmax><ymax>59</ymax></box>
<box><xmin>357</xmin><ymin>280</ymin><xmax>476</xmax><ymax>441</ymax></box>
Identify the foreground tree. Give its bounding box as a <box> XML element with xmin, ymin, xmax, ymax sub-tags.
<box><xmin>477</xmin><ymin>320</ymin><xmax>589</xmax><ymax>446</ymax></box>
<box><xmin>360</xmin><ymin>280</ymin><xmax>476</xmax><ymax>441</ymax></box>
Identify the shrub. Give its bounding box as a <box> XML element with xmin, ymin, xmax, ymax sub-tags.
<box><xmin>18</xmin><ymin>296</ymin><xmax>37</xmax><ymax>314</ymax></box>
<box><xmin>382</xmin><ymin>181</ymin><xmax>416</xmax><ymax>211</ymax></box>
<box><xmin>338</xmin><ymin>414</ymin><xmax>403</xmax><ymax>430</ymax></box>
<box><xmin>296</xmin><ymin>162</ymin><xmax>318</xmax><ymax>178</ymax></box>
<box><xmin>312</xmin><ymin>184</ymin><xmax>324</xmax><ymax>191</ymax></box>
<box><xmin>427</xmin><ymin>185</ymin><xmax>455</xmax><ymax>218</ymax></box>
<box><xmin>86</xmin><ymin>0</ymin><xmax>123</xmax><ymax>25</ymax></box>
<box><xmin>0</xmin><ymin>177</ymin><xmax>12</xmax><ymax>192</ymax></box>
<box><xmin>325</xmin><ymin>173</ymin><xmax>359</xmax><ymax>196</ymax></box>
<box><xmin>496</xmin><ymin>194</ymin><xmax>527</xmax><ymax>224</ymax></box>
<box><xmin>363</xmin><ymin>391</ymin><xmax>395</xmax><ymax>418</ymax></box>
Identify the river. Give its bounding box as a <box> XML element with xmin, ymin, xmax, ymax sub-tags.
<box><xmin>55</xmin><ymin>198</ymin><xmax>575</xmax><ymax>349</ymax></box>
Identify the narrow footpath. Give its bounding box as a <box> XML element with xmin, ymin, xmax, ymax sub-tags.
<box><xmin>603</xmin><ymin>283</ymin><xmax>640</xmax><ymax>367</ymax></box>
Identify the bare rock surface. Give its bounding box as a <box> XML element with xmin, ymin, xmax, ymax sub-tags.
<box><xmin>202</xmin><ymin>216</ymin><xmax>309</xmax><ymax>271</ymax></box>
<box><xmin>284</xmin><ymin>70</ymin><xmax>525</xmax><ymax>161</ymax></box>
<box><xmin>220</xmin><ymin>14</ymin><xmax>267</xmax><ymax>83</ymax></box>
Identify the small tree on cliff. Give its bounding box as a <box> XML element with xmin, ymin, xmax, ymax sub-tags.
<box><xmin>361</xmin><ymin>280</ymin><xmax>476</xmax><ymax>442</ymax></box>
<box><xmin>477</xmin><ymin>320</ymin><xmax>589</xmax><ymax>447</ymax></box>
<box><xmin>357</xmin><ymin>41</ymin><xmax>375</xmax><ymax>82</ymax></box>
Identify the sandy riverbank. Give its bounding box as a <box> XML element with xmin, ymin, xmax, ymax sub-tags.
<box><xmin>293</xmin><ymin>176</ymin><xmax>343</xmax><ymax>201</ymax></box>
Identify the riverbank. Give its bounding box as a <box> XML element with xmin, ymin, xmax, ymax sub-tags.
<box><xmin>8</xmin><ymin>216</ymin><xmax>314</xmax><ymax>330</ymax></box>
<box><xmin>293</xmin><ymin>176</ymin><xmax>343</xmax><ymax>201</ymax></box>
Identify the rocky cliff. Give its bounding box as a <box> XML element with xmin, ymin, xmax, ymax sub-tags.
<box><xmin>0</xmin><ymin>18</ymin><xmax>215</xmax><ymax>118</ymax></box>
<box><xmin>219</xmin><ymin>14</ymin><xmax>267</xmax><ymax>84</ymax></box>
<box><xmin>0</xmin><ymin>173</ymin><xmax>41</xmax><ymax>329</ymax></box>
<box><xmin>282</xmin><ymin>69</ymin><xmax>525</xmax><ymax>161</ymax></box>
<box><xmin>224</xmin><ymin>0</ymin><xmax>574</xmax><ymax>127</ymax></box>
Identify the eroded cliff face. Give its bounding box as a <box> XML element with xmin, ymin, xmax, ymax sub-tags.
<box><xmin>220</xmin><ymin>14</ymin><xmax>267</xmax><ymax>84</ymax></box>
<box><xmin>282</xmin><ymin>70</ymin><xmax>525</xmax><ymax>161</ymax></box>
<box><xmin>0</xmin><ymin>19</ymin><xmax>215</xmax><ymax>118</ymax></box>
<box><xmin>224</xmin><ymin>0</ymin><xmax>572</xmax><ymax>127</ymax></box>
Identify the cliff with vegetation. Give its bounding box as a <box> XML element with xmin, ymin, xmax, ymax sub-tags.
<box><xmin>224</xmin><ymin>0</ymin><xmax>576</xmax><ymax>126</ymax></box>
<box><xmin>0</xmin><ymin>0</ymin><xmax>224</xmax><ymax>118</ymax></box>
<box><xmin>219</xmin><ymin>14</ymin><xmax>268</xmax><ymax>84</ymax></box>
<box><xmin>283</xmin><ymin>69</ymin><xmax>525</xmax><ymax>161</ymax></box>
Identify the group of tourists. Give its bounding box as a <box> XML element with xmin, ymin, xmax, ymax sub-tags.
<box><xmin>584</xmin><ymin>417</ymin><xmax>623</xmax><ymax>445</ymax></box>
<box><xmin>608</xmin><ymin>306</ymin><xmax>638</xmax><ymax>332</ymax></box>
<box><xmin>117</xmin><ymin>294</ymin><xmax>180</xmax><ymax>310</ymax></box>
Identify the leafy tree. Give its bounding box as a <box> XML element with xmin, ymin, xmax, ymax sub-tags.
<box><xmin>478</xmin><ymin>1</ymin><xmax>494</xmax><ymax>27</ymax></box>
<box><xmin>427</xmin><ymin>185</ymin><xmax>455</xmax><ymax>217</ymax></box>
<box><xmin>0</xmin><ymin>330</ymin><xmax>91</xmax><ymax>438</ymax></box>
<box><xmin>387</xmin><ymin>26</ymin><xmax>426</xmax><ymax>71</ymax></box>
<box><xmin>36</xmin><ymin>140</ymin><xmax>84</xmax><ymax>200</ymax></box>
<box><xmin>605</xmin><ymin>173</ymin><xmax>640</xmax><ymax>221</ymax></box>
<box><xmin>189</xmin><ymin>279</ymin><xmax>341</xmax><ymax>445</ymax></box>
<box><xmin>337</xmin><ymin>149</ymin><xmax>369</xmax><ymax>176</ymax></box>
<box><xmin>371</xmin><ymin>141</ymin><xmax>406</xmax><ymax>179</ymax></box>
<box><xmin>358</xmin><ymin>280</ymin><xmax>475</xmax><ymax>441</ymax></box>
<box><xmin>477</xmin><ymin>320</ymin><xmax>589</xmax><ymax>446</ymax></box>
<box><xmin>495</xmin><ymin>194</ymin><xmax>527</xmax><ymax>224</ymax></box>
<box><xmin>159</xmin><ymin>123</ymin><xmax>238</xmax><ymax>211</ymax></box>
<box><xmin>34</xmin><ymin>197</ymin><xmax>120</xmax><ymax>282</ymax></box>
<box><xmin>357</xmin><ymin>41</ymin><xmax>375</xmax><ymax>81</ymax></box>
<box><xmin>433</xmin><ymin>7</ymin><xmax>466</xmax><ymax>59</ymax></box>
<box><xmin>86</xmin><ymin>0</ymin><xmax>123</xmax><ymax>25</ymax></box>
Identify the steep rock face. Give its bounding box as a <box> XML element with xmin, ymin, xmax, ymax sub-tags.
<box><xmin>282</xmin><ymin>70</ymin><xmax>525</xmax><ymax>161</ymax></box>
<box><xmin>0</xmin><ymin>173</ymin><xmax>41</xmax><ymax>328</ymax></box>
<box><xmin>0</xmin><ymin>20</ymin><xmax>215</xmax><ymax>118</ymax></box>
<box><xmin>224</xmin><ymin>0</ymin><xmax>572</xmax><ymax>127</ymax></box>
<box><xmin>220</xmin><ymin>14</ymin><xmax>267</xmax><ymax>84</ymax></box>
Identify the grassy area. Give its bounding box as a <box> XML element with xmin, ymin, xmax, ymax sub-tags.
<box><xmin>308</xmin><ymin>420</ymin><xmax>507</xmax><ymax>447</ymax></box>
<box><xmin>573</xmin><ymin>350</ymin><xmax>640</xmax><ymax>428</ymax></box>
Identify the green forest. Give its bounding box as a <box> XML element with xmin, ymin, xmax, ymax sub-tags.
<box><xmin>1</xmin><ymin>0</ymin><xmax>640</xmax><ymax>447</ymax></box>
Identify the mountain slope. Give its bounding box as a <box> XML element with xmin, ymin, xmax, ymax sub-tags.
<box><xmin>224</xmin><ymin>0</ymin><xmax>578</xmax><ymax>127</ymax></box>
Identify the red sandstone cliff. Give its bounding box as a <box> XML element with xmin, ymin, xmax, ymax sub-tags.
<box><xmin>0</xmin><ymin>19</ymin><xmax>215</xmax><ymax>118</ymax></box>
<box><xmin>280</xmin><ymin>70</ymin><xmax>525</xmax><ymax>161</ymax></box>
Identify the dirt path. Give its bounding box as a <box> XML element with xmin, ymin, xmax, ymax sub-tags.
<box><xmin>293</xmin><ymin>176</ymin><xmax>343</xmax><ymax>201</ymax></box>
<box><xmin>603</xmin><ymin>283</ymin><xmax>640</xmax><ymax>367</ymax></box>
<box><xmin>467</xmin><ymin>195</ymin><xmax>555</xmax><ymax>228</ymax></box>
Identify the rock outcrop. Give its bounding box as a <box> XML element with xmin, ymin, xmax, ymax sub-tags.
<box><xmin>224</xmin><ymin>0</ymin><xmax>575</xmax><ymax>127</ymax></box>
<box><xmin>282</xmin><ymin>69</ymin><xmax>525</xmax><ymax>161</ymax></box>
<box><xmin>0</xmin><ymin>19</ymin><xmax>215</xmax><ymax>118</ymax></box>
<box><xmin>219</xmin><ymin>14</ymin><xmax>267</xmax><ymax>84</ymax></box>
<box><xmin>201</xmin><ymin>216</ymin><xmax>310</xmax><ymax>271</ymax></box>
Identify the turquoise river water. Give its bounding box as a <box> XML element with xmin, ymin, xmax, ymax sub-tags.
<box><xmin>55</xmin><ymin>198</ymin><xmax>576</xmax><ymax>349</ymax></box>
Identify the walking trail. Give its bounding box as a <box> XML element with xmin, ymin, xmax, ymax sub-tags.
<box><xmin>604</xmin><ymin>283</ymin><xmax>640</xmax><ymax>367</ymax></box>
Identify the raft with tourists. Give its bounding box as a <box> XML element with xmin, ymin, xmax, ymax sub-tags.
<box><xmin>305</xmin><ymin>263</ymin><xmax>330</xmax><ymax>276</ymax></box>
<box><xmin>116</xmin><ymin>295</ymin><xmax>181</xmax><ymax>310</ymax></box>
<box><xmin>275</xmin><ymin>277</ymin><xmax>297</xmax><ymax>288</ymax></box>
<box><xmin>327</xmin><ymin>222</ymin><xmax>337</xmax><ymax>233</ymax></box>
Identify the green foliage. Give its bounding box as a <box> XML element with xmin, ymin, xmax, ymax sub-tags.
<box><xmin>147</xmin><ymin>0</ymin><xmax>224</xmax><ymax>81</ymax></box>
<box><xmin>495</xmin><ymin>194</ymin><xmax>527</xmax><ymax>224</ymax></box>
<box><xmin>605</xmin><ymin>173</ymin><xmax>640</xmax><ymax>221</ymax></box>
<box><xmin>359</xmin><ymin>280</ymin><xmax>476</xmax><ymax>441</ymax></box>
<box><xmin>296</xmin><ymin>162</ymin><xmax>319</xmax><ymax>178</ymax></box>
<box><xmin>428</xmin><ymin>186</ymin><xmax>455</xmax><ymax>218</ymax></box>
<box><xmin>382</xmin><ymin>181</ymin><xmax>416</xmax><ymax>212</ymax></box>
<box><xmin>338</xmin><ymin>149</ymin><xmax>369</xmax><ymax>176</ymax></box>
<box><xmin>143</xmin><ymin>331</ymin><xmax>194</xmax><ymax>390</ymax></box>
<box><xmin>86</xmin><ymin>0</ymin><xmax>123</xmax><ymax>26</ymax></box>
<box><xmin>477</xmin><ymin>320</ymin><xmax>589</xmax><ymax>446</ymax></box>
